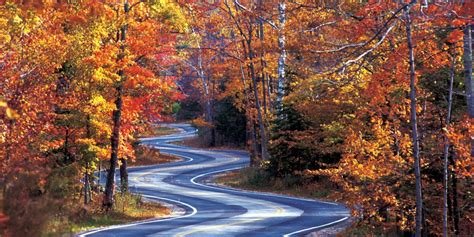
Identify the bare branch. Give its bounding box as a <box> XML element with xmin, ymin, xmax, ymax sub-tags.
<box><xmin>303</xmin><ymin>21</ymin><xmax>337</xmax><ymax>32</ymax></box>
<box><xmin>310</xmin><ymin>42</ymin><xmax>365</xmax><ymax>54</ymax></box>
<box><xmin>341</xmin><ymin>21</ymin><xmax>397</xmax><ymax>70</ymax></box>
<box><xmin>233</xmin><ymin>0</ymin><xmax>278</xmax><ymax>29</ymax></box>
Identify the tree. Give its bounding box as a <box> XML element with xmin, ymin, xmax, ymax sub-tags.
<box><xmin>0</xmin><ymin>3</ymin><xmax>186</xmax><ymax>231</ymax></box>
<box><xmin>402</xmin><ymin>2</ymin><xmax>423</xmax><ymax>235</ymax></box>
<box><xmin>463</xmin><ymin>23</ymin><xmax>473</xmax><ymax>155</ymax></box>
<box><xmin>102</xmin><ymin>0</ymin><xmax>186</xmax><ymax>208</ymax></box>
<box><xmin>276</xmin><ymin>0</ymin><xmax>286</xmax><ymax>115</ymax></box>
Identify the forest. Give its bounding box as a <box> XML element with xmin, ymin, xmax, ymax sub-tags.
<box><xmin>0</xmin><ymin>0</ymin><xmax>472</xmax><ymax>236</ymax></box>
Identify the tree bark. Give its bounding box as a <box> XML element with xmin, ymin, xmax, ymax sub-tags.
<box><xmin>225</xmin><ymin>0</ymin><xmax>269</xmax><ymax>161</ymax></box>
<box><xmin>119</xmin><ymin>157</ymin><xmax>128</xmax><ymax>193</ymax></box>
<box><xmin>84</xmin><ymin>161</ymin><xmax>91</xmax><ymax>205</ymax></box>
<box><xmin>463</xmin><ymin>24</ymin><xmax>473</xmax><ymax>156</ymax></box>
<box><xmin>248</xmin><ymin>33</ymin><xmax>269</xmax><ymax>161</ymax></box>
<box><xmin>404</xmin><ymin>5</ymin><xmax>423</xmax><ymax>236</ymax></box>
<box><xmin>104</xmin><ymin>82</ymin><xmax>123</xmax><ymax>209</ymax></box>
<box><xmin>196</xmin><ymin>38</ymin><xmax>212</xmax><ymax>124</ymax></box>
<box><xmin>276</xmin><ymin>1</ymin><xmax>286</xmax><ymax>114</ymax></box>
<box><xmin>64</xmin><ymin>128</ymin><xmax>71</xmax><ymax>164</ymax></box>
<box><xmin>84</xmin><ymin>115</ymin><xmax>92</xmax><ymax>205</ymax></box>
<box><xmin>465</xmin><ymin>24</ymin><xmax>473</xmax><ymax>117</ymax></box>
<box><xmin>240</xmin><ymin>63</ymin><xmax>258</xmax><ymax>165</ymax></box>
<box><xmin>447</xmin><ymin>182</ymin><xmax>453</xmax><ymax>232</ymax></box>
<box><xmin>449</xmin><ymin>155</ymin><xmax>460</xmax><ymax>235</ymax></box>
<box><xmin>194</xmin><ymin>31</ymin><xmax>215</xmax><ymax>146</ymax></box>
<box><xmin>443</xmin><ymin>54</ymin><xmax>455</xmax><ymax>237</ymax></box>
<box><xmin>256</xmin><ymin>2</ymin><xmax>267</xmax><ymax>114</ymax></box>
<box><xmin>104</xmin><ymin>2</ymin><xmax>129</xmax><ymax>209</ymax></box>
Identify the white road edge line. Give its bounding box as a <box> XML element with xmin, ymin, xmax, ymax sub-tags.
<box><xmin>78</xmin><ymin>176</ymin><xmax>198</xmax><ymax>236</ymax></box>
<box><xmin>81</xmin><ymin>126</ymin><xmax>349</xmax><ymax>236</ymax></box>
<box><xmin>78</xmin><ymin>196</ymin><xmax>197</xmax><ymax>237</ymax></box>
<box><xmin>155</xmin><ymin>127</ymin><xmax>351</xmax><ymax>236</ymax></box>
<box><xmin>187</xmin><ymin>161</ymin><xmax>351</xmax><ymax>237</ymax></box>
<box><xmin>282</xmin><ymin>216</ymin><xmax>350</xmax><ymax>237</ymax></box>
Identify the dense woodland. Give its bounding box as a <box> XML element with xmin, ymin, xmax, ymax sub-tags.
<box><xmin>0</xmin><ymin>0</ymin><xmax>472</xmax><ymax>236</ymax></box>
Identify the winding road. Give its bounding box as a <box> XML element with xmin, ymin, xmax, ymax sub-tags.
<box><xmin>79</xmin><ymin>124</ymin><xmax>350</xmax><ymax>237</ymax></box>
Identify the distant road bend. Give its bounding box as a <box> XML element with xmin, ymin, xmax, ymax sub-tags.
<box><xmin>79</xmin><ymin>123</ymin><xmax>350</xmax><ymax>237</ymax></box>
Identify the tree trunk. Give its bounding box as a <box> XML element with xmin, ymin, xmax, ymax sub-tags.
<box><xmin>463</xmin><ymin>24</ymin><xmax>473</xmax><ymax>156</ymax></box>
<box><xmin>84</xmin><ymin>161</ymin><xmax>91</xmax><ymax>205</ymax></box>
<box><xmin>225</xmin><ymin>0</ymin><xmax>268</xmax><ymax>161</ymax></box>
<box><xmin>449</xmin><ymin>155</ymin><xmax>460</xmax><ymax>235</ymax></box>
<box><xmin>64</xmin><ymin>128</ymin><xmax>71</xmax><ymax>164</ymax></box>
<box><xmin>447</xmin><ymin>181</ymin><xmax>453</xmax><ymax>232</ymax></box>
<box><xmin>84</xmin><ymin>115</ymin><xmax>93</xmax><ymax>205</ymax></box>
<box><xmin>104</xmin><ymin>82</ymin><xmax>123</xmax><ymax>209</ymax></box>
<box><xmin>120</xmin><ymin>158</ymin><xmax>128</xmax><ymax>193</ymax></box>
<box><xmin>464</xmin><ymin>24</ymin><xmax>473</xmax><ymax>117</ymax></box>
<box><xmin>240</xmin><ymin>63</ymin><xmax>258</xmax><ymax>165</ymax></box>
<box><xmin>276</xmin><ymin>1</ymin><xmax>286</xmax><ymax>114</ymax></box>
<box><xmin>104</xmin><ymin>2</ymin><xmax>129</xmax><ymax>209</ymax></box>
<box><xmin>195</xmin><ymin>34</ymin><xmax>214</xmax><ymax>146</ymax></box>
<box><xmin>257</xmin><ymin>7</ymin><xmax>267</xmax><ymax>114</ymax></box>
<box><xmin>443</xmin><ymin>54</ymin><xmax>455</xmax><ymax>237</ymax></box>
<box><xmin>197</xmin><ymin>39</ymin><xmax>212</xmax><ymax>124</ymax></box>
<box><xmin>404</xmin><ymin>6</ymin><xmax>423</xmax><ymax>236</ymax></box>
<box><xmin>248</xmin><ymin>38</ymin><xmax>269</xmax><ymax>161</ymax></box>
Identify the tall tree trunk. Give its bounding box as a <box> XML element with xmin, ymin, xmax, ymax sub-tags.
<box><xmin>195</xmin><ymin>34</ymin><xmax>214</xmax><ymax>146</ymax></box>
<box><xmin>240</xmin><ymin>63</ymin><xmax>258</xmax><ymax>165</ymax></box>
<box><xmin>465</xmin><ymin>23</ymin><xmax>473</xmax><ymax>117</ymax></box>
<box><xmin>449</xmin><ymin>155</ymin><xmax>460</xmax><ymax>235</ymax></box>
<box><xmin>120</xmin><ymin>158</ymin><xmax>128</xmax><ymax>193</ymax></box>
<box><xmin>104</xmin><ymin>2</ymin><xmax>129</xmax><ymax>209</ymax></box>
<box><xmin>84</xmin><ymin>115</ymin><xmax>93</xmax><ymax>205</ymax></box>
<box><xmin>226</xmin><ymin>0</ymin><xmax>268</xmax><ymax>161</ymax></box>
<box><xmin>443</xmin><ymin>54</ymin><xmax>455</xmax><ymax>237</ymax></box>
<box><xmin>463</xmin><ymin>23</ymin><xmax>473</xmax><ymax>156</ymax></box>
<box><xmin>256</xmin><ymin>3</ymin><xmax>267</xmax><ymax>114</ymax></box>
<box><xmin>447</xmin><ymin>181</ymin><xmax>453</xmax><ymax>232</ymax></box>
<box><xmin>64</xmin><ymin>128</ymin><xmax>70</xmax><ymax>163</ymax></box>
<box><xmin>248</xmin><ymin>34</ymin><xmax>269</xmax><ymax>161</ymax></box>
<box><xmin>404</xmin><ymin>5</ymin><xmax>423</xmax><ymax>236</ymax></box>
<box><xmin>197</xmin><ymin>40</ymin><xmax>212</xmax><ymax>124</ymax></box>
<box><xmin>84</xmin><ymin>161</ymin><xmax>90</xmax><ymax>205</ymax></box>
<box><xmin>104</xmin><ymin>82</ymin><xmax>123</xmax><ymax>209</ymax></box>
<box><xmin>276</xmin><ymin>1</ymin><xmax>286</xmax><ymax>114</ymax></box>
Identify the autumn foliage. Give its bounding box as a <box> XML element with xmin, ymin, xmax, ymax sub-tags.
<box><xmin>0</xmin><ymin>0</ymin><xmax>473</xmax><ymax>236</ymax></box>
<box><xmin>176</xmin><ymin>1</ymin><xmax>473</xmax><ymax>235</ymax></box>
<box><xmin>1</xmin><ymin>0</ymin><xmax>184</xmax><ymax>235</ymax></box>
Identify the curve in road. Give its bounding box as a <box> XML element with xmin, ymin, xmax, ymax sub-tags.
<box><xmin>79</xmin><ymin>123</ymin><xmax>350</xmax><ymax>237</ymax></box>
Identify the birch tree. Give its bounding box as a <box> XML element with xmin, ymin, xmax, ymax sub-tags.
<box><xmin>403</xmin><ymin>2</ymin><xmax>423</xmax><ymax>236</ymax></box>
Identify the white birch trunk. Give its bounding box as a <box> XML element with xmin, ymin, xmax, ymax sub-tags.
<box><xmin>276</xmin><ymin>1</ymin><xmax>286</xmax><ymax>114</ymax></box>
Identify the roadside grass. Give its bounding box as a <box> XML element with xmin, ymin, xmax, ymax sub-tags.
<box><xmin>44</xmin><ymin>193</ymin><xmax>169</xmax><ymax>236</ymax></box>
<box><xmin>171</xmin><ymin>136</ymin><xmax>209</xmax><ymax>148</ymax></box>
<box><xmin>3</xmin><ymin>126</ymin><xmax>179</xmax><ymax>236</ymax></box>
<box><xmin>42</xmin><ymin>140</ymin><xmax>178</xmax><ymax>236</ymax></box>
<box><xmin>213</xmin><ymin>167</ymin><xmax>335</xmax><ymax>201</ymax></box>
<box><xmin>132</xmin><ymin>145</ymin><xmax>180</xmax><ymax>166</ymax></box>
<box><xmin>214</xmin><ymin>167</ymin><xmax>405</xmax><ymax>236</ymax></box>
<box><xmin>139</xmin><ymin>124</ymin><xmax>180</xmax><ymax>137</ymax></box>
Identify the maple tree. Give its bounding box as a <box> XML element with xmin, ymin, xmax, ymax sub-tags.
<box><xmin>1</xmin><ymin>0</ymin><xmax>184</xmax><ymax>234</ymax></box>
<box><xmin>179</xmin><ymin>0</ymin><xmax>473</xmax><ymax>235</ymax></box>
<box><xmin>1</xmin><ymin>0</ymin><xmax>473</xmax><ymax>236</ymax></box>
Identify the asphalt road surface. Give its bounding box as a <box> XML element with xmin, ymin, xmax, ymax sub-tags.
<box><xmin>79</xmin><ymin>123</ymin><xmax>350</xmax><ymax>237</ymax></box>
